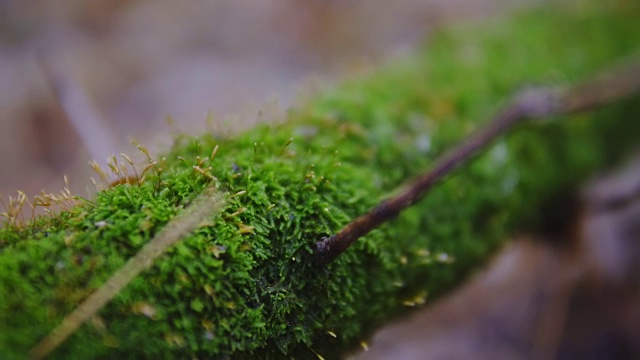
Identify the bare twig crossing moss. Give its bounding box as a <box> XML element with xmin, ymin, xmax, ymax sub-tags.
<box><xmin>315</xmin><ymin>56</ymin><xmax>640</xmax><ymax>265</ymax></box>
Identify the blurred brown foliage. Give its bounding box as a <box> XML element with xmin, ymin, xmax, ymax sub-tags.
<box><xmin>0</xmin><ymin>0</ymin><xmax>529</xmax><ymax>199</ymax></box>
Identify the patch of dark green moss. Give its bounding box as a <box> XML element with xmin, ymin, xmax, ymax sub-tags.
<box><xmin>1</xmin><ymin>1</ymin><xmax>640</xmax><ymax>358</ymax></box>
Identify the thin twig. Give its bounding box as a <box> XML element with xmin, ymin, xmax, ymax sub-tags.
<box><xmin>30</xmin><ymin>188</ymin><xmax>227</xmax><ymax>360</ymax></box>
<box><xmin>314</xmin><ymin>56</ymin><xmax>640</xmax><ymax>266</ymax></box>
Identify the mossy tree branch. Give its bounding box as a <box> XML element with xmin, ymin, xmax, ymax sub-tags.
<box><xmin>1</xmin><ymin>3</ymin><xmax>639</xmax><ymax>359</ymax></box>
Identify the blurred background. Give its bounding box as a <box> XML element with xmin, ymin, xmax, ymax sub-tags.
<box><xmin>0</xmin><ymin>0</ymin><xmax>532</xmax><ymax>199</ymax></box>
<box><xmin>2</xmin><ymin>1</ymin><xmax>639</xmax><ymax>359</ymax></box>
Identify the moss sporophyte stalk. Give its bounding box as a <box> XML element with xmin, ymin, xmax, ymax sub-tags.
<box><xmin>2</xmin><ymin>2</ymin><xmax>640</xmax><ymax>359</ymax></box>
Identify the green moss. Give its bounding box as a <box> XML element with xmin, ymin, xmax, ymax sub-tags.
<box><xmin>2</xmin><ymin>1</ymin><xmax>640</xmax><ymax>358</ymax></box>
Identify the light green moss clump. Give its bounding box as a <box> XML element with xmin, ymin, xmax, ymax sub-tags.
<box><xmin>1</xmin><ymin>2</ymin><xmax>640</xmax><ymax>359</ymax></box>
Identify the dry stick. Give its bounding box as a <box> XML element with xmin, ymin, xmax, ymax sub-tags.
<box><xmin>314</xmin><ymin>58</ymin><xmax>640</xmax><ymax>266</ymax></box>
<box><xmin>30</xmin><ymin>188</ymin><xmax>228</xmax><ymax>360</ymax></box>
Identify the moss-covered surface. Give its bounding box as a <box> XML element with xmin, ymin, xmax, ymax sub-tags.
<box><xmin>1</xmin><ymin>1</ymin><xmax>640</xmax><ymax>358</ymax></box>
